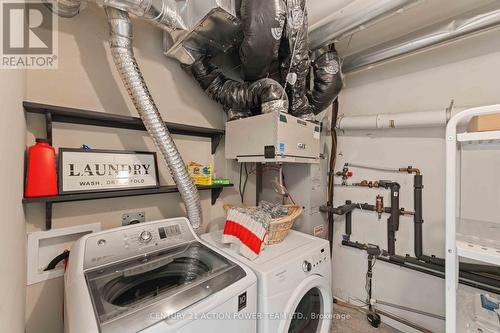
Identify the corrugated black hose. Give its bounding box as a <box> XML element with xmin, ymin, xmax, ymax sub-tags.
<box><xmin>183</xmin><ymin>57</ymin><xmax>288</xmax><ymax>120</ymax></box>
<box><xmin>44</xmin><ymin>250</ymin><xmax>70</xmax><ymax>271</ymax></box>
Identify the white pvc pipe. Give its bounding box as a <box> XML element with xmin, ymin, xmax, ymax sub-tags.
<box><xmin>337</xmin><ymin>106</ymin><xmax>467</xmax><ymax>130</ymax></box>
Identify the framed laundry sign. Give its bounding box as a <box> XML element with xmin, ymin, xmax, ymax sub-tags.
<box><xmin>58</xmin><ymin>148</ymin><xmax>159</xmax><ymax>194</ymax></box>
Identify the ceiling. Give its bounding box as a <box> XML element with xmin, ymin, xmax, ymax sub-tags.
<box><xmin>307</xmin><ymin>0</ymin><xmax>499</xmax><ymax>57</ymax></box>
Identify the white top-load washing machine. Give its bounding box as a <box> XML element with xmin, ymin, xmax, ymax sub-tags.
<box><xmin>202</xmin><ymin>230</ymin><xmax>333</xmax><ymax>333</ymax></box>
<box><xmin>64</xmin><ymin>218</ymin><xmax>257</xmax><ymax>333</ymax></box>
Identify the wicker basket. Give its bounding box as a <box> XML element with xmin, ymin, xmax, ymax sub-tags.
<box><xmin>223</xmin><ymin>204</ymin><xmax>303</xmax><ymax>245</ymax></box>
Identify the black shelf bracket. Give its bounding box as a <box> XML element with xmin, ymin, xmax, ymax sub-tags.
<box><xmin>45</xmin><ymin>112</ymin><xmax>53</xmax><ymax>145</ymax></box>
<box><xmin>211</xmin><ymin>134</ymin><xmax>223</xmax><ymax>155</ymax></box>
<box><xmin>45</xmin><ymin>202</ymin><xmax>53</xmax><ymax>230</ymax></box>
<box><xmin>211</xmin><ymin>187</ymin><xmax>224</xmax><ymax>205</ymax></box>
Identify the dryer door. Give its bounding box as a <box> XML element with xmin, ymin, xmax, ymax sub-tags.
<box><xmin>278</xmin><ymin>275</ymin><xmax>333</xmax><ymax>333</ymax></box>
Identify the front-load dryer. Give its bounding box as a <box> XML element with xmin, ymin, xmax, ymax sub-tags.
<box><xmin>64</xmin><ymin>218</ymin><xmax>257</xmax><ymax>333</ymax></box>
<box><xmin>202</xmin><ymin>230</ymin><xmax>332</xmax><ymax>333</ymax></box>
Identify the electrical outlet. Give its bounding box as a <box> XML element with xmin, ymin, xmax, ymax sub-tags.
<box><xmin>122</xmin><ymin>212</ymin><xmax>145</xmax><ymax>226</ymax></box>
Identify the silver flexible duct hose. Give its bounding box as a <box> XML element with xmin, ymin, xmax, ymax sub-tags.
<box><xmin>103</xmin><ymin>0</ymin><xmax>185</xmax><ymax>30</ymax></box>
<box><xmin>105</xmin><ymin>6</ymin><xmax>202</xmax><ymax>229</ymax></box>
<box><xmin>49</xmin><ymin>0</ymin><xmax>185</xmax><ymax>30</ymax></box>
<box><xmin>46</xmin><ymin>0</ymin><xmax>82</xmax><ymax>17</ymax></box>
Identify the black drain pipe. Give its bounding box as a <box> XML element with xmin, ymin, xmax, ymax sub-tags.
<box><xmin>409</xmin><ymin>172</ymin><xmax>499</xmax><ymax>273</ymax></box>
<box><xmin>332</xmin><ymin>199</ymin><xmax>500</xmax><ymax>276</ymax></box>
<box><xmin>342</xmin><ymin>240</ymin><xmax>500</xmax><ymax>294</ymax></box>
<box><xmin>332</xmin><ymin>165</ymin><xmax>500</xmax><ymax>293</ymax></box>
<box><xmin>335</xmin><ymin>202</ymin><xmax>500</xmax><ymax>275</ymax></box>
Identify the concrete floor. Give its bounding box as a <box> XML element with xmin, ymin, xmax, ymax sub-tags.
<box><xmin>331</xmin><ymin>304</ymin><xmax>402</xmax><ymax>333</ymax></box>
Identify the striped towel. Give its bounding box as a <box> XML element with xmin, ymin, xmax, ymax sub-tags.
<box><xmin>222</xmin><ymin>208</ymin><xmax>271</xmax><ymax>260</ymax></box>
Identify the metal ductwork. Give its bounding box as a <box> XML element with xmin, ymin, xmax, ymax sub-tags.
<box><xmin>308</xmin><ymin>0</ymin><xmax>421</xmax><ymax>51</ymax></box>
<box><xmin>48</xmin><ymin>0</ymin><xmax>186</xmax><ymax>30</ymax></box>
<box><xmin>105</xmin><ymin>6</ymin><xmax>202</xmax><ymax>229</ymax></box>
<box><xmin>343</xmin><ymin>3</ymin><xmax>500</xmax><ymax>73</ymax></box>
<box><xmin>162</xmin><ymin>0</ymin><xmax>242</xmax><ymax>65</ymax></box>
<box><xmin>48</xmin><ymin>0</ymin><xmax>344</xmax><ymax>228</ymax></box>
<box><xmin>178</xmin><ymin>0</ymin><xmax>343</xmax><ymax>120</ymax></box>
<box><xmin>52</xmin><ymin>0</ymin><xmax>343</xmax><ymax>118</ymax></box>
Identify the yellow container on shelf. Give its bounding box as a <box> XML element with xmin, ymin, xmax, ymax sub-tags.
<box><xmin>187</xmin><ymin>161</ymin><xmax>212</xmax><ymax>186</ymax></box>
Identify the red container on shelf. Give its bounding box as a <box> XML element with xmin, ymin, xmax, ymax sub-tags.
<box><xmin>25</xmin><ymin>139</ymin><xmax>58</xmax><ymax>198</ymax></box>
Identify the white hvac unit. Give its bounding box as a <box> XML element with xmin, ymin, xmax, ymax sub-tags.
<box><xmin>225</xmin><ymin>112</ymin><xmax>321</xmax><ymax>163</ymax></box>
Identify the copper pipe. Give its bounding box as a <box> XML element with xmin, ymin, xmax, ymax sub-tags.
<box><xmin>399</xmin><ymin>166</ymin><xmax>421</xmax><ymax>175</ymax></box>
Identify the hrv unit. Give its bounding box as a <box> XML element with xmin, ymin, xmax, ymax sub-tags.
<box><xmin>225</xmin><ymin>112</ymin><xmax>321</xmax><ymax>163</ymax></box>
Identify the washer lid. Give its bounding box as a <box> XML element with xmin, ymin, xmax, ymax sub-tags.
<box><xmin>85</xmin><ymin>241</ymin><xmax>246</xmax><ymax>333</ymax></box>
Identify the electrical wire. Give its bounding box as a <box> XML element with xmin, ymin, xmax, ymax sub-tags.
<box><xmin>242</xmin><ymin>163</ymin><xmax>250</xmax><ymax>204</ymax></box>
<box><xmin>327</xmin><ymin>98</ymin><xmax>340</xmax><ymax>255</ymax></box>
<box><xmin>239</xmin><ymin>163</ymin><xmax>244</xmax><ymax>203</ymax></box>
<box><xmin>239</xmin><ymin>163</ymin><xmax>296</xmax><ymax>205</ymax></box>
<box><xmin>281</xmin><ymin>172</ymin><xmax>296</xmax><ymax>204</ymax></box>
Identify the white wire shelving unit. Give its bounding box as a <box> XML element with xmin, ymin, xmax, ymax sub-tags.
<box><xmin>446</xmin><ymin>105</ymin><xmax>500</xmax><ymax>333</ymax></box>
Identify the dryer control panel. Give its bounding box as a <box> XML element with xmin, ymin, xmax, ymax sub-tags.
<box><xmin>83</xmin><ymin>218</ymin><xmax>196</xmax><ymax>270</ymax></box>
<box><xmin>310</xmin><ymin>247</ymin><xmax>329</xmax><ymax>270</ymax></box>
<box><xmin>298</xmin><ymin>245</ymin><xmax>330</xmax><ymax>279</ymax></box>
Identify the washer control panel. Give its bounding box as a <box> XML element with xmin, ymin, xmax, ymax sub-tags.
<box><xmin>139</xmin><ymin>230</ymin><xmax>153</xmax><ymax>243</ymax></box>
<box><xmin>84</xmin><ymin>218</ymin><xmax>195</xmax><ymax>270</ymax></box>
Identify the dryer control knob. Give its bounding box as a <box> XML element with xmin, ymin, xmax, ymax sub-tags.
<box><xmin>302</xmin><ymin>261</ymin><xmax>312</xmax><ymax>273</ymax></box>
<box><xmin>139</xmin><ymin>230</ymin><xmax>153</xmax><ymax>243</ymax></box>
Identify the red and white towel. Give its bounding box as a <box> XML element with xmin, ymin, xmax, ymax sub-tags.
<box><xmin>222</xmin><ymin>208</ymin><xmax>268</xmax><ymax>260</ymax></box>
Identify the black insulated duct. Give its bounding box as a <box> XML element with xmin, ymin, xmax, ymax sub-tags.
<box><xmin>240</xmin><ymin>0</ymin><xmax>286</xmax><ymax>81</ymax></box>
<box><xmin>308</xmin><ymin>48</ymin><xmax>343</xmax><ymax>115</ymax></box>
<box><xmin>184</xmin><ymin>57</ymin><xmax>288</xmax><ymax>120</ymax></box>
<box><xmin>279</xmin><ymin>0</ymin><xmax>312</xmax><ymax>119</ymax></box>
<box><xmin>184</xmin><ymin>0</ymin><xmax>343</xmax><ymax>120</ymax></box>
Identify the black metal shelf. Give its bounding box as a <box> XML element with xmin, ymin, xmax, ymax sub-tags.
<box><xmin>23</xmin><ymin>184</ymin><xmax>233</xmax><ymax>230</ymax></box>
<box><xmin>23</xmin><ymin>101</ymin><xmax>231</xmax><ymax>230</ymax></box>
<box><xmin>23</xmin><ymin>101</ymin><xmax>225</xmax><ymax>154</ymax></box>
